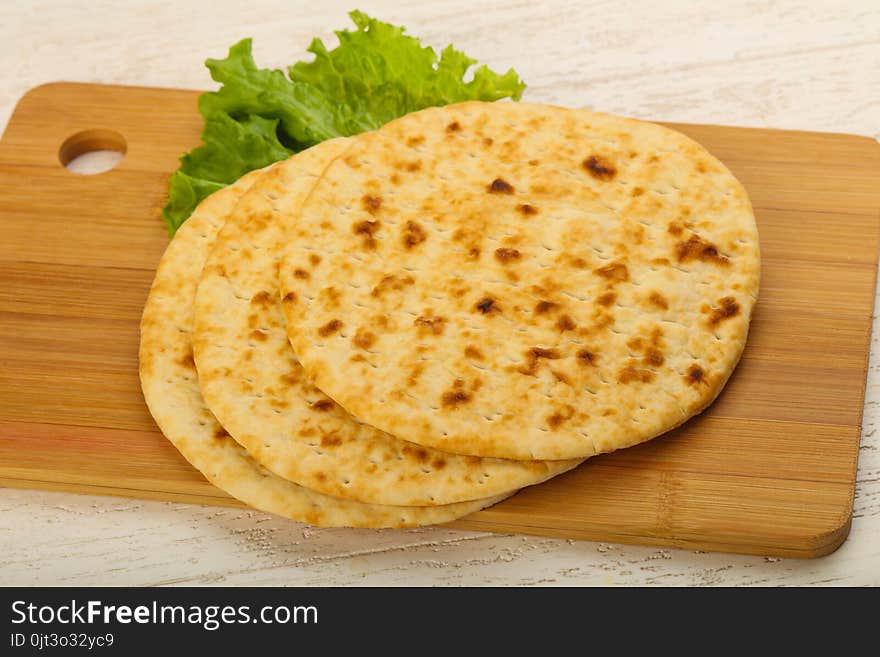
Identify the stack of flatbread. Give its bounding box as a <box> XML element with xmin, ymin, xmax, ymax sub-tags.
<box><xmin>139</xmin><ymin>102</ymin><xmax>759</xmax><ymax>527</ymax></box>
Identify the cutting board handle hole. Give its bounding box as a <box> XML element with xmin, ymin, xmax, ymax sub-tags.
<box><xmin>59</xmin><ymin>129</ymin><xmax>126</xmax><ymax>175</ymax></box>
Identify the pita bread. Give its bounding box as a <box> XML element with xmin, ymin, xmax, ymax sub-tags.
<box><xmin>278</xmin><ymin>102</ymin><xmax>759</xmax><ymax>460</ymax></box>
<box><xmin>193</xmin><ymin>139</ymin><xmax>581</xmax><ymax>506</ymax></box>
<box><xmin>138</xmin><ymin>163</ymin><xmax>509</xmax><ymax>527</ymax></box>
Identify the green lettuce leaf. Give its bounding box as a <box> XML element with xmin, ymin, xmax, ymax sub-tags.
<box><xmin>287</xmin><ymin>10</ymin><xmax>526</xmax><ymax>133</ymax></box>
<box><xmin>162</xmin><ymin>10</ymin><xmax>526</xmax><ymax>234</ymax></box>
<box><xmin>162</xmin><ymin>112</ymin><xmax>293</xmax><ymax>233</ymax></box>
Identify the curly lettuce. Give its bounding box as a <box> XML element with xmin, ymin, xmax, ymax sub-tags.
<box><xmin>162</xmin><ymin>10</ymin><xmax>526</xmax><ymax>234</ymax></box>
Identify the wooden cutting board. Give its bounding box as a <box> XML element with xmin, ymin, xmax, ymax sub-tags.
<box><xmin>1</xmin><ymin>82</ymin><xmax>879</xmax><ymax>558</ymax></box>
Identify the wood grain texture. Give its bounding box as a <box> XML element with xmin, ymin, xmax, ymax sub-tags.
<box><xmin>1</xmin><ymin>0</ymin><xmax>879</xmax><ymax>585</ymax></box>
<box><xmin>1</xmin><ymin>80</ymin><xmax>878</xmax><ymax>558</ymax></box>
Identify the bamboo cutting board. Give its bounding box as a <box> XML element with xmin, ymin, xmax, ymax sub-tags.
<box><xmin>1</xmin><ymin>83</ymin><xmax>879</xmax><ymax>558</ymax></box>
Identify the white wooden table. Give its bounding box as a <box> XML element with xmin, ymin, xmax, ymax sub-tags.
<box><xmin>1</xmin><ymin>0</ymin><xmax>878</xmax><ymax>586</ymax></box>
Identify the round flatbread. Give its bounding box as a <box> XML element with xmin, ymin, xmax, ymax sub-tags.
<box><xmin>139</xmin><ymin>163</ymin><xmax>509</xmax><ymax>527</ymax></box>
<box><xmin>278</xmin><ymin>102</ymin><xmax>760</xmax><ymax>460</ymax></box>
<box><xmin>193</xmin><ymin>139</ymin><xmax>581</xmax><ymax>506</ymax></box>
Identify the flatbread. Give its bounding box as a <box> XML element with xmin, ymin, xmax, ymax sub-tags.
<box><xmin>193</xmin><ymin>139</ymin><xmax>581</xmax><ymax>506</ymax></box>
<box><xmin>278</xmin><ymin>102</ymin><xmax>760</xmax><ymax>460</ymax></box>
<box><xmin>138</xmin><ymin>163</ymin><xmax>509</xmax><ymax>527</ymax></box>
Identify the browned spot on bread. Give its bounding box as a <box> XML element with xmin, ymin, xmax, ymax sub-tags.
<box><xmin>547</xmin><ymin>404</ymin><xmax>575</xmax><ymax>429</ymax></box>
<box><xmin>350</xmin><ymin>354</ymin><xmax>366</xmax><ymax>363</ymax></box>
<box><xmin>593</xmin><ymin>312</ymin><xmax>615</xmax><ymax>331</ymax></box>
<box><xmin>707</xmin><ymin>296</ymin><xmax>740</xmax><ymax>326</ymax></box>
<box><xmin>593</xmin><ymin>262</ymin><xmax>630</xmax><ymax>282</ymax></box>
<box><xmin>405</xmin><ymin>160</ymin><xmax>422</xmax><ymax>172</ymax></box>
<box><xmin>648</xmin><ymin>154</ymin><xmax>660</xmax><ymax>163</ymax></box>
<box><xmin>213</xmin><ymin>427</ymin><xmax>231</xmax><ymax>442</ymax></box>
<box><xmin>309</xmin><ymin>254</ymin><xmax>321</xmax><ymax>266</ymax></box>
<box><xmin>577</xmin><ymin>349</ymin><xmax>597</xmax><ymax>366</ymax></box>
<box><xmin>617</xmin><ymin>365</ymin><xmax>655</xmax><ymax>384</ymax></box>
<box><xmin>300</xmin><ymin>427</ymin><xmax>316</xmax><ymax>438</ymax></box>
<box><xmin>464</xmin><ymin>345</ymin><xmax>484</xmax><ymax>360</ymax></box>
<box><xmin>556</xmin><ymin>314</ymin><xmax>577</xmax><ymax>332</ymax></box>
<box><xmin>551</xmin><ymin>368</ymin><xmax>571</xmax><ymax>386</ymax></box>
<box><xmin>414</xmin><ymin>315</ymin><xmax>446</xmax><ymax>335</ymax></box>
<box><xmin>667</xmin><ymin>222</ymin><xmax>684</xmax><ymax>236</ymax></box>
<box><xmin>494</xmin><ymin>247</ymin><xmax>521</xmax><ymax>263</ymax></box>
<box><xmin>407</xmin><ymin>135</ymin><xmax>425</xmax><ymax>147</ymax></box>
<box><xmin>352</xmin><ymin>328</ymin><xmax>377</xmax><ymax>350</ymax></box>
<box><xmin>280</xmin><ymin>372</ymin><xmax>300</xmax><ymax>386</ymax></box>
<box><xmin>528</xmin><ymin>159</ymin><xmax>540</xmax><ymax>166</ymax></box>
<box><xmin>696</xmin><ymin>161</ymin><xmax>707</xmax><ymax>173</ymax></box>
<box><xmin>250</xmin><ymin>291</ymin><xmax>273</xmax><ymax>307</ymax></box>
<box><xmin>517</xmin><ymin>204</ymin><xmax>537</xmax><ymax>216</ymax></box>
<box><xmin>644</xmin><ymin>347</ymin><xmax>665</xmax><ymax>367</ymax></box>
<box><xmin>519</xmin><ymin>347</ymin><xmax>561</xmax><ymax>375</ymax></box>
<box><xmin>627</xmin><ymin>336</ymin><xmax>644</xmax><ymax>351</ymax></box>
<box><xmin>446</xmin><ymin>121</ymin><xmax>461</xmax><ymax>132</ymax></box>
<box><xmin>402</xmin><ymin>221</ymin><xmax>427</xmax><ymax>249</ymax></box>
<box><xmin>569</xmin><ymin>256</ymin><xmax>589</xmax><ymax>269</ymax></box>
<box><xmin>407</xmin><ymin>364</ymin><xmax>424</xmax><ymax>386</ymax></box>
<box><xmin>269</xmin><ymin>397</ymin><xmax>290</xmax><ymax>410</ymax></box>
<box><xmin>319</xmin><ymin>286</ymin><xmax>342</xmax><ymax>310</ymax></box>
<box><xmin>583</xmin><ymin>155</ymin><xmax>617</xmax><ymax>181</ymax></box>
<box><xmin>390</xmin><ymin>173</ymin><xmax>401</xmax><ymax>185</ymax></box>
<box><xmin>597</xmin><ymin>291</ymin><xmax>617</xmax><ymax>307</ymax></box>
<box><xmin>475</xmin><ymin>296</ymin><xmax>499</xmax><ymax>314</ymax></box>
<box><xmin>318</xmin><ymin>319</ymin><xmax>343</xmax><ymax>337</ymax></box>
<box><xmin>676</xmin><ymin>235</ymin><xmax>729</xmax><ymax>265</ymax></box>
<box><xmin>602</xmin><ymin>408</ymin><xmax>616</xmax><ymax>416</ymax></box>
<box><xmin>533</xmin><ymin>277</ymin><xmax>561</xmax><ymax>296</ymax></box>
<box><xmin>629</xmin><ymin>225</ymin><xmax>645</xmax><ymax>245</ymax></box>
<box><xmin>685</xmin><ymin>364</ymin><xmax>706</xmax><ymax>386</ymax></box>
<box><xmin>353</xmin><ymin>220</ymin><xmax>381</xmax><ymax>249</ymax></box>
<box><xmin>483</xmin><ymin>137</ymin><xmax>494</xmax><ymax>147</ymax></box>
<box><xmin>488</xmin><ymin>178</ymin><xmax>514</xmax><ymax>194</ymax></box>
<box><xmin>361</xmin><ymin>195</ymin><xmax>382</xmax><ymax>215</ymax></box>
<box><xmin>320</xmin><ymin>433</ymin><xmax>342</xmax><ymax>447</ymax></box>
<box><xmin>371</xmin><ymin>274</ymin><xmax>414</xmax><ymax>297</ymax></box>
<box><xmin>344</xmin><ymin>155</ymin><xmax>361</xmax><ymax>169</ymax></box>
<box><xmin>468</xmin><ymin>247</ymin><xmax>481</xmax><ymax>259</ymax></box>
<box><xmin>178</xmin><ymin>350</ymin><xmax>195</xmax><ymax>370</ymax></box>
<box><xmin>294</xmin><ymin>268</ymin><xmax>310</xmax><ymax>280</ymax></box>
<box><xmin>403</xmin><ymin>443</ymin><xmax>430</xmax><ymax>463</ymax></box>
<box><xmin>650</xmin><ymin>326</ymin><xmax>664</xmax><ymax>346</ymax></box>
<box><xmin>534</xmin><ymin>300</ymin><xmax>559</xmax><ymax>314</ymax></box>
<box><xmin>648</xmin><ymin>291</ymin><xmax>669</xmax><ymax>309</ymax></box>
<box><xmin>312</xmin><ymin>399</ymin><xmax>335</xmax><ymax>412</ymax></box>
<box><xmin>631</xmin><ymin>187</ymin><xmax>644</xmax><ymax>197</ymax></box>
<box><xmin>249</xmin><ymin>329</ymin><xmax>268</xmax><ymax>342</ymax></box>
<box><xmin>431</xmin><ymin>457</ymin><xmax>447</xmax><ymax>470</ymax></box>
<box><xmin>441</xmin><ymin>379</ymin><xmax>472</xmax><ymax>407</ymax></box>
<box><xmin>282</xmin><ymin>291</ymin><xmax>297</xmax><ymax>305</ymax></box>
